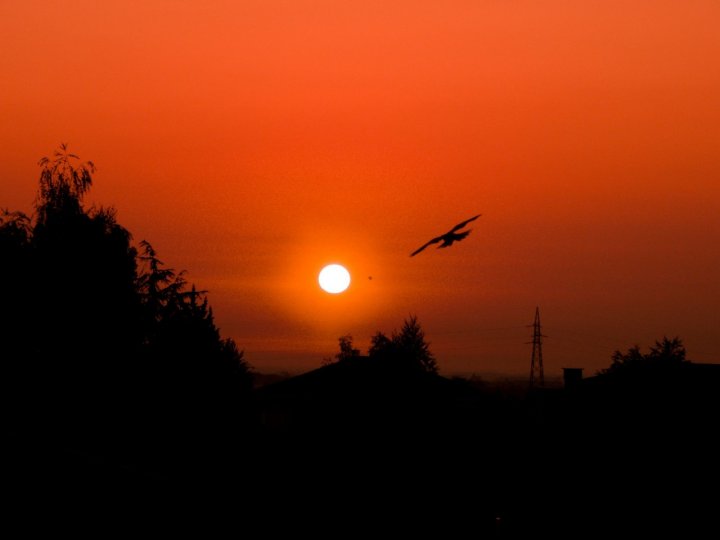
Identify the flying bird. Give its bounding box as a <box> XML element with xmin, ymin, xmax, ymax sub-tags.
<box><xmin>410</xmin><ymin>214</ymin><xmax>482</xmax><ymax>257</ymax></box>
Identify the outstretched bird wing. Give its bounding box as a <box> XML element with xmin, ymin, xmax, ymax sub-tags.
<box><xmin>409</xmin><ymin>214</ymin><xmax>482</xmax><ymax>257</ymax></box>
<box><xmin>447</xmin><ymin>213</ymin><xmax>482</xmax><ymax>233</ymax></box>
<box><xmin>410</xmin><ymin>235</ymin><xmax>444</xmax><ymax>257</ymax></box>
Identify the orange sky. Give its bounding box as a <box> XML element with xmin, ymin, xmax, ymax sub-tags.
<box><xmin>2</xmin><ymin>1</ymin><xmax>719</xmax><ymax>376</ymax></box>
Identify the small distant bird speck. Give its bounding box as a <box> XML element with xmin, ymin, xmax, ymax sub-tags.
<box><xmin>410</xmin><ymin>214</ymin><xmax>482</xmax><ymax>257</ymax></box>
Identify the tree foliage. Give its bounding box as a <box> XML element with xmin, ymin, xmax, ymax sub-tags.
<box><xmin>368</xmin><ymin>315</ymin><xmax>438</xmax><ymax>374</ymax></box>
<box><xmin>3</xmin><ymin>144</ymin><xmax>254</xmax><ymax>461</ymax></box>
<box><xmin>335</xmin><ymin>334</ymin><xmax>361</xmax><ymax>363</ymax></box>
<box><xmin>600</xmin><ymin>336</ymin><xmax>687</xmax><ymax>376</ymax></box>
<box><xmin>0</xmin><ymin>209</ymin><xmax>33</xmax><ymax>372</ymax></box>
<box><xmin>36</xmin><ymin>142</ymin><xmax>95</xmax><ymax>222</ymax></box>
<box><xmin>0</xmin><ymin>209</ymin><xmax>31</xmax><ymax>244</ymax></box>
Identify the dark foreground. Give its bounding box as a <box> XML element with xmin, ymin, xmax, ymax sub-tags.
<box><xmin>7</xmin><ymin>362</ymin><xmax>720</xmax><ymax>538</ymax></box>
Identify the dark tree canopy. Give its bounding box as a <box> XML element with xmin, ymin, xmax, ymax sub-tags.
<box><xmin>30</xmin><ymin>148</ymin><xmax>142</xmax><ymax>367</ymax></box>
<box><xmin>0</xmin><ymin>209</ymin><xmax>34</xmax><ymax>371</ymax></box>
<box><xmin>368</xmin><ymin>315</ymin><xmax>438</xmax><ymax>374</ymax></box>
<box><xmin>3</xmin><ymin>145</ymin><xmax>254</xmax><ymax>468</ymax></box>
<box><xmin>36</xmin><ymin>143</ymin><xmax>95</xmax><ymax>223</ymax></box>
<box><xmin>335</xmin><ymin>334</ymin><xmax>361</xmax><ymax>363</ymax></box>
<box><xmin>600</xmin><ymin>336</ymin><xmax>687</xmax><ymax>376</ymax></box>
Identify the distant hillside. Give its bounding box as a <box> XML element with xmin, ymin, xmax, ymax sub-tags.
<box><xmin>253</xmin><ymin>367</ymin><xmax>564</xmax><ymax>393</ymax></box>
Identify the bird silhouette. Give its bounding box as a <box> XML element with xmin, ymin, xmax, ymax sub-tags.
<box><xmin>410</xmin><ymin>214</ymin><xmax>482</xmax><ymax>257</ymax></box>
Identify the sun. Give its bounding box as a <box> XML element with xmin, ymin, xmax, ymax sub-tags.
<box><xmin>318</xmin><ymin>264</ymin><xmax>351</xmax><ymax>294</ymax></box>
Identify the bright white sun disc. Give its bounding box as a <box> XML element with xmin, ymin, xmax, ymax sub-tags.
<box><xmin>318</xmin><ymin>264</ymin><xmax>351</xmax><ymax>294</ymax></box>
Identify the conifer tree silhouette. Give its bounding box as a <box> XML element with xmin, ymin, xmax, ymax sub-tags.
<box><xmin>368</xmin><ymin>315</ymin><xmax>438</xmax><ymax>374</ymax></box>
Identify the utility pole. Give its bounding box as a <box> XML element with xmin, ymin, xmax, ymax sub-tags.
<box><xmin>528</xmin><ymin>306</ymin><xmax>546</xmax><ymax>388</ymax></box>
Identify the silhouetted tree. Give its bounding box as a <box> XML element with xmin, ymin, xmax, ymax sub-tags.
<box><xmin>136</xmin><ymin>239</ymin><xmax>251</xmax><ymax>386</ymax></box>
<box><xmin>31</xmin><ymin>156</ymin><xmax>142</xmax><ymax>362</ymax></box>
<box><xmin>219</xmin><ymin>337</ymin><xmax>253</xmax><ymax>392</ymax></box>
<box><xmin>368</xmin><ymin>331</ymin><xmax>393</xmax><ymax>358</ymax></box>
<box><xmin>368</xmin><ymin>315</ymin><xmax>438</xmax><ymax>374</ymax></box>
<box><xmin>136</xmin><ymin>239</ymin><xmax>189</xmax><ymax>345</ymax></box>
<box><xmin>4</xmin><ymin>145</ymin><xmax>255</xmax><ymax>470</ymax></box>
<box><xmin>134</xmin><ymin>239</ymin><xmax>253</xmax><ymax>460</ymax></box>
<box><xmin>335</xmin><ymin>334</ymin><xmax>361</xmax><ymax>363</ymax></box>
<box><xmin>0</xmin><ymin>209</ymin><xmax>31</xmax><ymax>244</ymax></box>
<box><xmin>600</xmin><ymin>336</ymin><xmax>687</xmax><ymax>376</ymax></box>
<box><xmin>0</xmin><ymin>211</ymin><xmax>32</xmax><ymax>325</ymax></box>
<box><xmin>22</xmin><ymin>145</ymin><xmax>144</xmax><ymax>446</ymax></box>
<box><xmin>1</xmin><ymin>209</ymin><xmax>34</xmax><ymax>422</ymax></box>
<box><xmin>36</xmin><ymin>143</ymin><xmax>94</xmax><ymax>224</ymax></box>
<box><xmin>647</xmin><ymin>336</ymin><xmax>687</xmax><ymax>364</ymax></box>
<box><xmin>396</xmin><ymin>315</ymin><xmax>438</xmax><ymax>374</ymax></box>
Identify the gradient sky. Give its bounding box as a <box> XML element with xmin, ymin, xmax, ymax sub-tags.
<box><xmin>2</xmin><ymin>1</ymin><xmax>719</xmax><ymax>377</ymax></box>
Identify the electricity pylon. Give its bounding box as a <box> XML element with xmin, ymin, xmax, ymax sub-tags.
<box><xmin>528</xmin><ymin>306</ymin><xmax>546</xmax><ymax>388</ymax></box>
